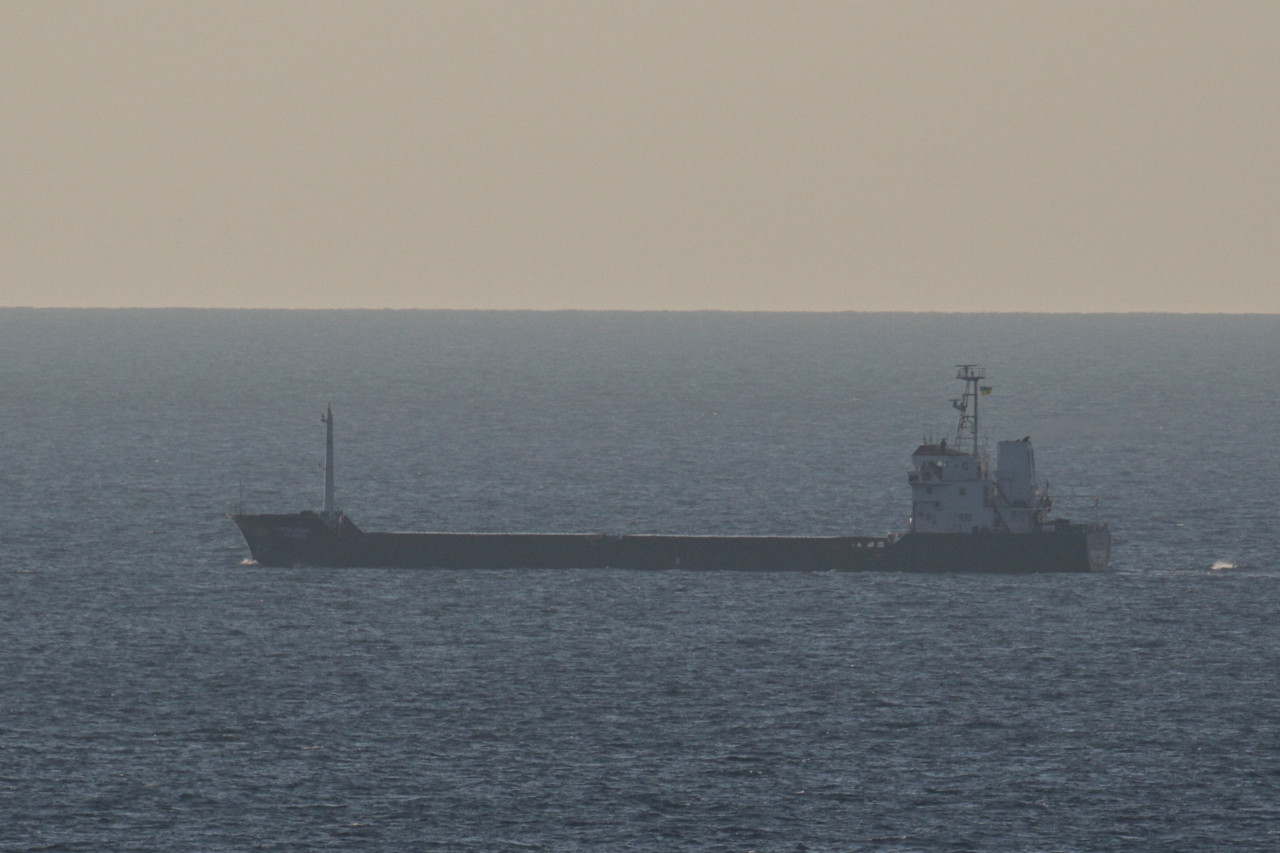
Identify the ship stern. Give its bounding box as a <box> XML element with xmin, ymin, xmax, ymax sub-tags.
<box><xmin>1085</xmin><ymin>523</ymin><xmax>1111</xmax><ymax>572</ymax></box>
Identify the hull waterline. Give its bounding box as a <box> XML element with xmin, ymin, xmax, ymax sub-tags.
<box><xmin>230</xmin><ymin>512</ymin><xmax>1108</xmax><ymax>573</ymax></box>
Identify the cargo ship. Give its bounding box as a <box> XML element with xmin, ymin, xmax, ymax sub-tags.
<box><xmin>230</xmin><ymin>366</ymin><xmax>1110</xmax><ymax>572</ymax></box>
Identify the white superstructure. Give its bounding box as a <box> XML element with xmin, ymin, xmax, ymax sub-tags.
<box><xmin>907</xmin><ymin>366</ymin><xmax>1051</xmax><ymax>535</ymax></box>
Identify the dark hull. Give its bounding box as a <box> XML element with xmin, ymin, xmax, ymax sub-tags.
<box><xmin>231</xmin><ymin>514</ymin><xmax>1109</xmax><ymax>573</ymax></box>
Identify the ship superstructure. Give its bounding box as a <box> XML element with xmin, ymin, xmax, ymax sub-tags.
<box><xmin>908</xmin><ymin>365</ymin><xmax>1050</xmax><ymax>536</ymax></box>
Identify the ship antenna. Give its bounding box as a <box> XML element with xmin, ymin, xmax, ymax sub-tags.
<box><xmin>322</xmin><ymin>404</ymin><xmax>337</xmax><ymax>520</ymax></box>
<box><xmin>953</xmin><ymin>364</ymin><xmax>984</xmax><ymax>456</ymax></box>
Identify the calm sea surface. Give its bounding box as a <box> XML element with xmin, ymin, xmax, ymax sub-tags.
<box><xmin>2</xmin><ymin>310</ymin><xmax>1278</xmax><ymax>851</ymax></box>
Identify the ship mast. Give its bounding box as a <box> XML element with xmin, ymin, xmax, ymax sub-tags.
<box><xmin>322</xmin><ymin>404</ymin><xmax>337</xmax><ymax>520</ymax></box>
<box><xmin>952</xmin><ymin>364</ymin><xmax>984</xmax><ymax>457</ymax></box>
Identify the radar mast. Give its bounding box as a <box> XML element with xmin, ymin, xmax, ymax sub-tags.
<box><xmin>951</xmin><ymin>365</ymin><xmax>984</xmax><ymax>457</ymax></box>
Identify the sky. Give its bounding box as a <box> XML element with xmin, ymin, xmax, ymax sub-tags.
<box><xmin>2</xmin><ymin>1</ymin><xmax>1278</xmax><ymax>312</ymax></box>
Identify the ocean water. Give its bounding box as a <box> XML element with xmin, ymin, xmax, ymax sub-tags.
<box><xmin>2</xmin><ymin>309</ymin><xmax>1278</xmax><ymax>851</ymax></box>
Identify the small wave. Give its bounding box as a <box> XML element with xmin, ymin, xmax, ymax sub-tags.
<box><xmin>1210</xmin><ymin>560</ymin><xmax>1236</xmax><ymax>571</ymax></box>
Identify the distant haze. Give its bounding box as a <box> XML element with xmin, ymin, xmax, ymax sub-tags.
<box><xmin>3</xmin><ymin>2</ymin><xmax>1277</xmax><ymax>312</ymax></box>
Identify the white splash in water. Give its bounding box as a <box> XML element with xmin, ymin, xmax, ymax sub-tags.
<box><xmin>1211</xmin><ymin>560</ymin><xmax>1236</xmax><ymax>571</ymax></box>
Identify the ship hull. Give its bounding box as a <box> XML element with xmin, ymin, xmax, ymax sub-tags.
<box><xmin>230</xmin><ymin>513</ymin><xmax>1109</xmax><ymax>573</ymax></box>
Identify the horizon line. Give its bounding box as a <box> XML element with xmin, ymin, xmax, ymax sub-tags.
<box><xmin>2</xmin><ymin>306</ymin><xmax>1279</xmax><ymax>317</ymax></box>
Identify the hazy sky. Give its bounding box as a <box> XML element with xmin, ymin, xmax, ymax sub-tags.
<box><xmin>3</xmin><ymin>2</ymin><xmax>1277</xmax><ymax>311</ymax></box>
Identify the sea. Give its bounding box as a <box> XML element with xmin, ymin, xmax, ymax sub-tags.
<box><xmin>2</xmin><ymin>309</ymin><xmax>1277</xmax><ymax>851</ymax></box>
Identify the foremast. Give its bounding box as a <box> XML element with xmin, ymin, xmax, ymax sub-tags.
<box><xmin>321</xmin><ymin>404</ymin><xmax>338</xmax><ymax>523</ymax></box>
